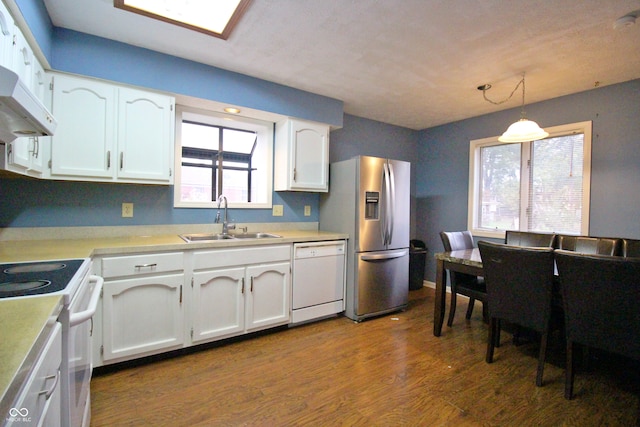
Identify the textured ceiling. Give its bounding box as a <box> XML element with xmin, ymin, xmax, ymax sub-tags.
<box><xmin>43</xmin><ymin>0</ymin><xmax>640</xmax><ymax>130</ymax></box>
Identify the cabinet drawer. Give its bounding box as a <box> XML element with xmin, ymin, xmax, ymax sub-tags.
<box><xmin>193</xmin><ymin>245</ymin><xmax>290</xmax><ymax>270</ymax></box>
<box><xmin>101</xmin><ymin>252</ymin><xmax>184</xmax><ymax>278</ymax></box>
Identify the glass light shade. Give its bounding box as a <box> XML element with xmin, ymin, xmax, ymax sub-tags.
<box><xmin>498</xmin><ymin>118</ymin><xmax>549</xmax><ymax>143</ymax></box>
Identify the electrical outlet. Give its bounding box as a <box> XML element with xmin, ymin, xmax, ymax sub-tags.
<box><xmin>304</xmin><ymin>205</ymin><xmax>311</xmax><ymax>216</ymax></box>
<box><xmin>272</xmin><ymin>204</ymin><xmax>284</xmax><ymax>216</ymax></box>
<box><xmin>122</xmin><ymin>202</ymin><xmax>134</xmax><ymax>218</ymax></box>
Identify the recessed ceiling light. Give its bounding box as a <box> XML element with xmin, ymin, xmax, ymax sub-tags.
<box><xmin>224</xmin><ymin>107</ymin><xmax>241</xmax><ymax>114</ymax></box>
<box><xmin>114</xmin><ymin>0</ymin><xmax>252</xmax><ymax>40</ymax></box>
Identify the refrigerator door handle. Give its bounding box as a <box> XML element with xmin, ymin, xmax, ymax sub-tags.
<box><xmin>388</xmin><ymin>161</ymin><xmax>395</xmax><ymax>244</ymax></box>
<box><xmin>382</xmin><ymin>162</ymin><xmax>392</xmax><ymax>245</ymax></box>
<box><xmin>360</xmin><ymin>250</ymin><xmax>408</xmax><ymax>261</ymax></box>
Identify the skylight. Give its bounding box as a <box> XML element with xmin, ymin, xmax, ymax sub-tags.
<box><xmin>114</xmin><ymin>0</ymin><xmax>251</xmax><ymax>40</ymax></box>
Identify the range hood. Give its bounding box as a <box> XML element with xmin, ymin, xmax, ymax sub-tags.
<box><xmin>0</xmin><ymin>65</ymin><xmax>56</xmax><ymax>143</ymax></box>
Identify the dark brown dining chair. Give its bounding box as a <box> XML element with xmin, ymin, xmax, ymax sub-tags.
<box><xmin>555</xmin><ymin>250</ymin><xmax>640</xmax><ymax>415</ymax></box>
<box><xmin>478</xmin><ymin>241</ymin><xmax>556</xmax><ymax>387</ymax></box>
<box><xmin>440</xmin><ymin>231</ymin><xmax>487</xmax><ymax>326</ymax></box>
<box><xmin>505</xmin><ymin>230</ymin><xmax>556</xmax><ymax>247</ymax></box>
<box><xmin>555</xmin><ymin>235</ymin><xmax>621</xmax><ymax>255</ymax></box>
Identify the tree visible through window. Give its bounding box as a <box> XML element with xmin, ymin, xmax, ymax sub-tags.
<box><xmin>469</xmin><ymin>121</ymin><xmax>592</xmax><ymax>238</ymax></box>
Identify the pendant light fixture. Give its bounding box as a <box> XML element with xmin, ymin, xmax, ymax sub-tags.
<box><xmin>478</xmin><ymin>73</ymin><xmax>549</xmax><ymax>143</ymax></box>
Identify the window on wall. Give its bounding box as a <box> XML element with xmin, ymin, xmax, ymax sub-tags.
<box><xmin>174</xmin><ymin>106</ymin><xmax>273</xmax><ymax>208</ymax></box>
<box><xmin>468</xmin><ymin>121</ymin><xmax>592</xmax><ymax>238</ymax></box>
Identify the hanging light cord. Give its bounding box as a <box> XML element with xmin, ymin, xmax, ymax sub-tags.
<box><xmin>481</xmin><ymin>74</ymin><xmax>527</xmax><ymax>113</ymax></box>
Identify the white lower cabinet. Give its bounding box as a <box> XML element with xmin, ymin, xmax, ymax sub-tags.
<box><xmin>191</xmin><ymin>267</ymin><xmax>245</xmax><ymax>342</ymax></box>
<box><xmin>190</xmin><ymin>245</ymin><xmax>291</xmax><ymax>345</ymax></box>
<box><xmin>101</xmin><ymin>273</ymin><xmax>185</xmax><ymax>363</ymax></box>
<box><xmin>93</xmin><ymin>246</ymin><xmax>291</xmax><ymax>366</ymax></box>
<box><xmin>96</xmin><ymin>252</ymin><xmax>185</xmax><ymax>365</ymax></box>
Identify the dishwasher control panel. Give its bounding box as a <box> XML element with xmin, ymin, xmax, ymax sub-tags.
<box><xmin>294</xmin><ymin>242</ymin><xmax>345</xmax><ymax>259</ymax></box>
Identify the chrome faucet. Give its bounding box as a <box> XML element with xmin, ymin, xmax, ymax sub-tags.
<box><xmin>215</xmin><ymin>195</ymin><xmax>234</xmax><ymax>235</ymax></box>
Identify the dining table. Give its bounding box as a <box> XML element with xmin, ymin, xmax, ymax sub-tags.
<box><xmin>433</xmin><ymin>248</ymin><xmax>483</xmax><ymax>336</ymax></box>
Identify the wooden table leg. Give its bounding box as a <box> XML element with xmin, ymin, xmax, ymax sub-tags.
<box><xmin>433</xmin><ymin>258</ymin><xmax>446</xmax><ymax>336</ymax></box>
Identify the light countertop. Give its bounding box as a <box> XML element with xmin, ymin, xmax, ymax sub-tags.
<box><xmin>0</xmin><ymin>229</ymin><xmax>348</xmax><ymax>263</ymax></box>
<box><xmin>0</xmin><ymin>295</ymin><xmax>63</xmax><ymax>419</ymax></box>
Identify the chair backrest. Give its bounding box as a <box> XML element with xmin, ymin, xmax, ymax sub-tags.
<box><xmin>555</xmin><ymin>250</ymin><xmax>640</xmax><ymax>361</ymax></box>
<box><xmin>556</xmin><ymin>235</ymin><xmax>621</xmax><ymax>256</ymax></box>
<box><xmin>622</xmin><ymin>238</ymin><xmax>640</xmax><ymax>258</ymax></box>
<box><xmin>478</xmin><ymin>241</ymin><xmax>555</xmax><ymax>332</ymax></box>
<box><xmin>440</xmin><ymin>231</ymin><xmax>474</xmax><ymax>252</ymax></box>
<box><xmin>505</xmin><ymin>230</ymin><xmax>556</xmax><ymax>247</ymax></box>
<box><xmin>440</xmin><ymin>231</ymin><xmax>477</xmax><ymax>286</ymax></box>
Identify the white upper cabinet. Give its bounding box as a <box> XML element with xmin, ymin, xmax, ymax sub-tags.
<box><xmin>3</xmin><ymin>136</ymin><xmax>44</xmax><ymax>176</ymax></box>
<box><xmin>0</xmin><ymin>0</ymin><xmax>14</xmax><ymax>68</ymax></box>
<box><xmin>117</xmin><ymin>87</ymin><xmax>174</xmax><ymax>182</ymax></box>
<box><xmin>49</xmin><ymin>73</ymin><xmax>175</xmax><ymax>184</ymax></box>
<box><xmin>50</xmin><ymin>74</ymin><xmax>116</xmax><ymax>179</ymax></box>
<box><xmin>274</xmin><ymin>118</ymin><xmax>329</xmax><ymax>192</ymax></box>
<box><xmin>11</xmin><ymin>28</ymin><xmax>32</xmax><ymax>88</ymax></box>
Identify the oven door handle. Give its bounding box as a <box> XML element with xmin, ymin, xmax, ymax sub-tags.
<box><xmin>70</xmin><ymin>275</ymin><xmax>104</xmax><ymax>327</ymax></box>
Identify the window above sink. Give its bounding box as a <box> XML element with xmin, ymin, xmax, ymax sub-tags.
<box><xmin>174</xmin><ymin>106</ymin><xmax>274</xmax><ymax>209</ymax></box>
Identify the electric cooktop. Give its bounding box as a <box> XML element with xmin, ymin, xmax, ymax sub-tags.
<box><xmin>0</xmin><ymin>259</ymin><xmax>86</xmax><ymax>298</ymax></box>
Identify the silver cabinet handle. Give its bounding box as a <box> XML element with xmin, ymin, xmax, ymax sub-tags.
<box><xmin>107</xmin><ymin>151</ymin><xmax>111</xmax><ymax>169</ymax></box>
<box><xmin>135</xmin><ymin>263</ymin><xmax>157</xmax><ymax>270</ymax></box>
<box><xmin>120</xmin><ymin>152</ymin><xmax>124</xmax><ymax>170</ymax></box>
<box><xmin>33</xmin><ymin>137</ymin><xmax>39</xmax><ymax>158</ymax></box>
<box><xmin>39</xmin><ymin>370</ymin><xmax>60</xmax><ymax>400</ymax></box>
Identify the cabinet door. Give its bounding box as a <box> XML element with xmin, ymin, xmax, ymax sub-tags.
<box><xmin>291</xmin><ymin>120</ymin><xmax>328</xmax><ymax>190</ymax></box>
<box><xmin>31</xmin><ymin>59</ymin><xmax>47</xmax><ymax>103</ymax></box>
<box><xmin>11</xmin><ymin>29</ymin><xmax>32</xmax><ymax>88</ymax></box>
<box><xmin>0</xmin><ymin>1</ymin><xmax>14</xmax><ymax>68</ymax></box>
<box><xmin>191</xmin><ymin>267</ymin><xmax>245</xmax><ymax>343</ymax></box>
<box><xmin>246</xmin><ymin>262</ymin><xmax>290</xmax><ymax>331</ymax></box>
<box><xmin>275</xmin><ymin>119</ymin><xmax>329</xmax><ymax>192</ymax></box>
<box><xmin>50</xmin><ymin>75</ymin><xmax>116</xmax><ymax>179</ymax></box>
<box><xmin>102</xmin><ymin>273</ymin><xmax>184</xmax><ymax>362</ymax></box>
<box><xmin>4</xmin><ymin>136</ymin><xmax>43</xmax><ymax>176</ymax></box>
<box><xmin>117</xmin><ymin>87</ymin><xmax>174</xmax><ymax>183</ymax></box>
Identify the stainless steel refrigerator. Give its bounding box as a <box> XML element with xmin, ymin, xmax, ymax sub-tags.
<box><xmin>320</xmin><ymin>155</ymin><xmax>410</xmax><ymax>321</ymax></box>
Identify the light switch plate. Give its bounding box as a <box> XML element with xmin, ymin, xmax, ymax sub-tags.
<box><xmin>122</xmin><ymin>202</ymin><xmax>134</xmax><ymax>218</ymax></box>
<box><xmin>272</xmin><ymin>204</ymin><xmax>284</xmax><ymax>216</ymax></box>
<box><xmin>304</xmin><ymin>205</ymin><xmax>311</xmax><ymax>216</ymax></box>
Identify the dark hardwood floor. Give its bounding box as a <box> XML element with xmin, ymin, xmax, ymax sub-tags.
<box><xmin>90</xmin><ymin>287</ymin><xmax>638</xmax><ymax>426</ymax></box>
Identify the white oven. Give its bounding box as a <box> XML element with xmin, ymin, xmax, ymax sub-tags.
<box><xmin>59</xmin><ymin>269</ymin><xmax>103</xmax><ymax>427</ymax></box>
<box><xmin>0</xmin><ymin>258</ymin><xmax>103</xmax><ymax>427</ymax></box>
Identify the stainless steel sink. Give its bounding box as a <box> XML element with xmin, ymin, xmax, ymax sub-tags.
<box><xmin>231</xmin><ymin>232</ymin><xmax>281</xmax><ymax>239</ymax></box>
<box><xmin>179</xmin><ymin>233</ymin><xmax>236</xmax><ymax>242</ymax></box>
<box><xmin>179</xmin><ymin>232</ymin><xmax>281</xmax><ymax>242</ymax></box>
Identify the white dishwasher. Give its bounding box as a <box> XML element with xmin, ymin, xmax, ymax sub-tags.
<box><xmin>292</xmin><ymin>240</ymin><xmax>346</xmax><ymax>324</ymax></box>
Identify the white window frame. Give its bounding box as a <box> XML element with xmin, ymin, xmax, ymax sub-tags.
<box><xmin>173</xmin><ymin>105</ymin><xmax>274</xmax><ymax>209</ymax></box>
<box><xmin>468</xmin><ymin>121</ymin><xmax>592</xmax><ymax>239</ymax></box>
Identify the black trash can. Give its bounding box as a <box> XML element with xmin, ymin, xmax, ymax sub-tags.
<box><xmin>409</xmin><ymin>239</ymin><xmax>427</xmax><ymax>290</ymax></box>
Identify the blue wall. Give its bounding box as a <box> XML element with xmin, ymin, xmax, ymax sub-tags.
<box><xmin>0</xmin><ymin>114</ymin><xmax>419</xmax><ymax>228</ymax></box>
<box><xmin>416</xmin><ymin>79</ymin><xmax>640</xmax><ymax>281</ymax></box>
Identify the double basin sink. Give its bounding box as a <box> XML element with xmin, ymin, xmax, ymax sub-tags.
<box><xmin>179</xmin><ymin>232</ymin><xmax>282</xmax><ymax>243</ymax></box>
